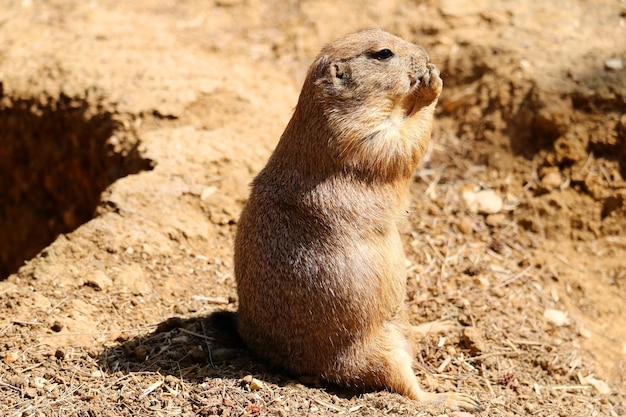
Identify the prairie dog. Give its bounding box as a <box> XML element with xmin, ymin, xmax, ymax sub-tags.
<box><xmin>234</xmin><ymin>28</ymin><xmax>481</xmax><ymax>412</ymax></box>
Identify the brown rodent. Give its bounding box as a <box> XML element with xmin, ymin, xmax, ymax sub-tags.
<box><xmin>234</xmin><ymin>28</ymin><xmax>481</xmax><ymax>412</ymax></box>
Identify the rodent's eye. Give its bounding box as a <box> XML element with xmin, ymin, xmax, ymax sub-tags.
<box><xmin>371</xmin><ymin>48</ymin><xmax>394</xmax><ymax>61</ymax></box>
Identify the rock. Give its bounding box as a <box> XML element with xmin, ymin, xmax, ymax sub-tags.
<box><xmin>249</xmin><ymin>378</ymin><xmax>264</xmax><ymax>391</ymax></box>
<box><xmin>4</xmin><ymin>351</ymin><xmax>19</xmax><ymax>363</ymax></box>
<box><xmin>31</xmin><ymin>377</ymin><xmax>47</xmax><ymax>389</ymax></box>
<box><xmin>462</xmin><ymin>188</ymin><xmax>503</xmax><ymax>214</ymax></box>
<box><xmin>456</xmin><ymin>216</ymin><xmax>474</xmax><ymax>234</ymax></box>
<box><xmin>241</xmin><ymin>375</ymin><xmax>264</xmax><ymax>390</ymax></box>
<box><xmin>473</xmin><ymin>276</ymin><xmax>490</xmax><ymax>287</ymax></box>
<box><xmin>543</xmin><ymin>308</ymin><xmax>570</xmax><ymax>326</ymax></box>
<box><xmin>200</xmin><ymin>185</ymin><xmax>218</xmax><ymax>201</ymax></box>
<box><xmin>584</xmin><ymin>376</ymin><xmax>611</xmax><ymax>395</ymax></box>
<box><xmin>604</xmin><ymin>58</ymin><xmax>623</xmax><ymax>71</ymax></box>
<box><xmin>24</xmin><ymin>387</ymin><xmax>37</xmax><ymax>399</ymax></box>
<box><xmin>84</xmin><ymin>270</ymin><xmax>113</xmax><ymax>290</ymax></box>
<box><xmin>460</xmin><ymin>326</ymin><xmax>486</xmax><ymax>355</ymax></box>
<box><xmin>540</xmin><ymin>171</ymin><xmax>562</xmax><ymax>190</ymax></box>
<box><xmin>485</xmin><ymin>213</ymin><xmax>507</xmax><ymax>227</ymax></box>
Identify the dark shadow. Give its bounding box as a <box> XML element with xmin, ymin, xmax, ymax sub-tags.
<box><xmin>0</xmin><ymin>93</ymin><xmax>154</xmax><ymax>280</ymax></box>
<box><xmin>97</xmin><ymin>312</ymin><xmax>299</xmax><ymax>388</ymax></box>
<box><xmin>97</xmin><ymin>311</ymin><xmax>363</xmax><ymax>399</ymax></box>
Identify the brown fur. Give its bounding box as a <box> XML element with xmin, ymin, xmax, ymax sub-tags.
<box><xmin>234</xmin><ymin>28</ymin><xmax>481</xmax><ymax>412</ymax></box>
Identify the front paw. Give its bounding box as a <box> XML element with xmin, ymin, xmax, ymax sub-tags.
<box><xmin>416</xmin><ymin>64</ymin><xmax>443</xmax><ymax>102</ymax></box>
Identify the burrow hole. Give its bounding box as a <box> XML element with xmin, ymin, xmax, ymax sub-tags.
<box><xmin>0</xmin><ymin>93</ymin><xmax>153</xmax><ymax>280</ymax></box>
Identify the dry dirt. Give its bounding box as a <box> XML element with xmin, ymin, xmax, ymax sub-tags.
<box><xmin>1</xmin><ymin>1</ymin><xmax>625</xmax><ymax>416</ymax></box>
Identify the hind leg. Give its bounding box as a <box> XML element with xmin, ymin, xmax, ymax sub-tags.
<box><xmin>357</xmin><ymin>320</ymin><xmax>482</xmax><ymax>412</ymax></box>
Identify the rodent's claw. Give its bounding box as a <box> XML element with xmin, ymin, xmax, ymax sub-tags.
<box><xmin>415</xmin><ymin>64</ymin><xmax>442</xmax><ymax>102</ymax></box>
<box><xmin>459</xmin><ymin>394</ymin><xmax>483</xmax><ymax>413</ymax></box>
<box><xmin>425</xmin><ymin>391</ymin><xmax>482</xmax><ymax>412</ymax></box>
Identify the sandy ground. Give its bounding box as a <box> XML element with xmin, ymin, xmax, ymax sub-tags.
<box><xmin>1</xmin><ymin>0</ymin><xmax>625</xmax><ymax>416</ymax></box>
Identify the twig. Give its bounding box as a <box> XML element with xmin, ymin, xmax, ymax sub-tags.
<box><xmin>348</xmin><ymin>404</ymin><xmax>365</xmax><ymax>413</ymax></box>
<box><xmin>495</xmin><ymin>265</ymin><xmax>533</xmax><ymax>288</ymax></box>
<box><xmin>312</xmin><ymin>398</ymin><xmax>344</xmax><ymax>412</ymax></box>
<box><xmin>138</xmin><ymin>379</ymin><xmax>164</xmax><ymax>399</ymax></box>
<box><xmin>200</xmin><ymin>319</ymin><xmax>215</xmax><ymax>367</ymax></box>
<box><xmin>551</xmin><ymin>385</ymin><xmax>591</xmax><ymax>391</ymax></box>
<box><xmin>437</xmin><ymin>356</ymin><xmax>452</xmax><ymax>373</ymax></box>
<box><xmin>0</xmin><ymin>379</ymin><xmax>22</xmax><ymax>392</ymax></box>
<box><xmin>552</xmin><ymin>253</ymin><xmax>586</xmax><ymax>273</ymax></box>
<box><xmin>466</xmin><ymin>352</ymin><xmax>519</xmax><ymax>362</ymax></box>
<box><xmin>179</xmin><ymin>327</ymin><xmax>217</xmax><ymax>341</ymax></box>
<box><xmin>46</xmin><ymin>296</ymin><xmax>69</xmax><ymax>315</ymax></box>
<box><xmin>510</xmin><ymin>339</ymin><xmax>545</xmax><ymax>346</ymax></box>
<box><xmin>18</xmin><ymin>383</ymin><xmax>85</xmax><ymax>414</ymax></box>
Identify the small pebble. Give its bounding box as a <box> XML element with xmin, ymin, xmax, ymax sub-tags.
<box><xmin>584</xmin><ymin>376</ymin><xmax>610</xmax><ymax>395</ymax></box>
<box><xmin>540</xmin><ymin>171</ymin><xmax>562</xmax><ymax>190</ymax></box>
<box><xmin>485</xmin><ymin>213</ymin><xmax>507</xmax><ymax>227</ymax></box>
<box><xmin>241</xmin><ymin>375</ymin><xmax>264</xmax><ymax>390</ymax></box>
<box><xmin>457</xmin><ymin>216</ymin><xmax>474</xmax><ymax>234</ymax></box>
<box><xmin>24</xmin><ymin>387</ymin><xmax>37</xmax><ymax>399</ymax></box>
<box><xmin>473</xmin><ymin>276</ymin><xmax>490</xmax><ymax>287</ymax></box>
<box><xmin>460</xmin><ymin>326</ymin><xmax>486</xmax><ymax>355</ymax></box>
<box><xmin>605</xmin><ymin>58</ymin><xmax>623</xmax><ymax>71</ymax></box>
<box><xmin>31</xmin><ymin>377</ymin><xmax>47</xmax><ymax>389</ymax></box>
<box><xmin>249</xmin><ymin>378</ymin><xmax>264</xmax><ymax>391</ymax></box>
<box><xmin>84</xmin><ymin>270</ymin><xmax>113</xmax><ymax>290</ymax></box>
<box><xmin>201</xmin><ymin>186</ymin><xmax>218</xmax><ymax>201</ymax></box>
<box><xmin>543</xmin><ymin>308</ymin><xmax>570</xmax><ymax>326</ymax></box>
<box><xmin>462</xmin><ymin>188</ymin><xmax>503</xmax><ymax>214</ymax></box>
<box><xmin>4</xmin><ymin>351</ymin><xmax>19</xmax><ymax>363</ymax></box>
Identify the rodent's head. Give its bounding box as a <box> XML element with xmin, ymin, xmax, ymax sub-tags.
<box><xmin>299</xmin><ymin>28</ymin><xmax>441</xmax><ymax>181</ymax></box>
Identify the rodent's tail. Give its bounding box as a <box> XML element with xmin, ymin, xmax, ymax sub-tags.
<box><xmin>205</xmin><ymin>310</ymin><xmax>245</xmax><ymax>348</ymax></box>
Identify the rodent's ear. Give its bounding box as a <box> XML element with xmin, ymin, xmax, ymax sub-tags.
<box><xmin>329</xmin><ymin>61</ymin><xmax>351</xmax><ymax>87</ymax></box>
